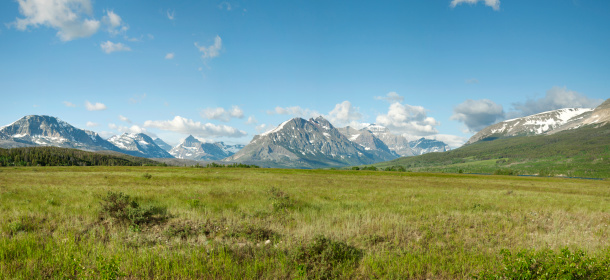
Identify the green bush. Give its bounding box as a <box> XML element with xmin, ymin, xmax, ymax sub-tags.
<box><xmin>100</xmin><ymin>191</ymin><xmax>169</xmax><ymax>226</ymax></box>
<box><xmin>476</xmin><ymin>248</ymin><xmax>610</xmax><ymax>279</ymax></box>
<box><xmin>291</xmin><ymin>235</ymin><xmax>363</xmax><ymax>279</ymax></box>
<box><xmin>268</xmin><ymin>187</ymin><xmax>294</xmax><ymax>212</ymax></box>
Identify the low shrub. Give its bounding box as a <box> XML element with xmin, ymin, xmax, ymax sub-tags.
<box><xmin>475</xmin><ymin>248</ymin><xmax>610</xmax><ymax>279</ymax></box>
<box><xmin>100</xmin><ymin>191</ymin><xmax>169</xmax><ymax>226</ymax></box>
<box><xmin>268</xmin><ymin>187</ymin><xmax>294</xmax><ymax>212</ymax></box>
<box><xmin>291</xmin><ymin>235</ymin><xmax>363</xmax><ymax>279</ymax></box>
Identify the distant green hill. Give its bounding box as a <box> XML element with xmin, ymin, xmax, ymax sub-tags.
<box><xmin>369</xmin><ymin>124</ymin><xmax>610</xmax><ymax>178</ymax></box>
<box><xmin>0</xmin><ymin>147</ymin><xmax>164</xmax><ymax>167</ymax></box>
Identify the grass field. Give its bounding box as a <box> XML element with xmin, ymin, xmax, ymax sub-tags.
<box><xmin>1</xmin><ymin>167</ymin><xmax>609</xmax><ymax>279</ymax></box>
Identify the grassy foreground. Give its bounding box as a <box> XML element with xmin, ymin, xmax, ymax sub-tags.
<box><xmin>1</xmin><ymin>167</ymin><xmax>609</xmax><ymax>279</ymax></box>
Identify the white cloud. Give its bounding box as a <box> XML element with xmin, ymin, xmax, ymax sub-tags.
<box><xmin>451</xmin><ymin>99</ymin><xmax>504</xmax><ymax>132</ymax></box>
<box><xmin>465</xmin><ymin>78</ymin><xmax>479</xmax><ymax>84</ymax></box>
<box><xmin>100</xmin><ymin>41</ymin><xmax>131</xmax><ymax>54</ymax></box>
<box><xmin>167</xmin><ymin>10</ymin><xmax>175</xmax><ymax>20</ymax></box>
<box><xmin>326</xmin><ymin>101</ymin><xmax>363</xmax><ymax>126</ymax></box>
<box><xmin>102</xmin><ymin>10</ymin><xmax>127</xmax><ymax>36</ymax></box>
<box><xmin>246</xmin><ymin>116</ymin><xmax>258</xmax><ymax>125</ymax></box>
<box><xmin>374</xmin><ymin>92</ymin><xmax>404</xmax><ymax>103</ymax></box>
<box><xmin>426</xmin><ymin>134</ymin><xmax>467</xmax><ymax>149</ymax></box>
<box><xmin>85</xmin><ymin>101</ymin><xmax>107</xmax><ymax>111</ymax></box>
<box><xmin>109</xmin><ymin>123</ymin><xmax>147</xmax><ymax>134</ymax></box>
<box><xmin>450</xmin><ymin>0</ymin><xmax>500</xmax><ymax>11</ymax></box>
<box><xmin>12</xmin><ymin>0</ymin><xmax>101</xmax><ymax>41</ymax></box>
<box><xmin>118</xmin><ymin>115</ymin><xmax>131</xmax><ymax>123</ymax></box>
<box><xmin>267</xmin><ymin>106</ymin><xmax>321</xmax><ymax>119</ymax></box>
<box><xmin>195</xmin><ymin>35</ymin><xmax>222</xmax><ymax>59</ymax></box>
<box><xmin>86</xmin><ymin>121</ymin><xmax>98</xmax><ymax>127</ymax></box>
<box><xmin>165</xmin><ymin>52</ymin><xmax>174</xmax><ymax>59</ymax></box>
<box><xmin>201</xmin><ymin>106</ymin><xmax>244</xmax><ymax>122</ymax></box>
<box><xmin>63</xmin><ymin>101</ymin><xmax>76</xmax><ymax>107</ymax></box>
<box><xmin>376</xmin><ymin>102</ymin><xmax>440</xmax><ymax>137</ymax></box>
<box><xmin>509</xmin><ymin>86</ymin><xmax>603</xmax><ymax>118</ymax></box>
<box><xmin>144</xmin><ymin>116</ymin><xmax>247</xmax><ymax>138</ymax></box>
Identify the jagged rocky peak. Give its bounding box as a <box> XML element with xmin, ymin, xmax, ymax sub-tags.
<box><xmin>169</xmin><ymin>135</ymin><xmax>242</xmax><ymax>161</ymax></box>
<box><xmin>2</xmin><ymin>115</ymin><xmax>92</xmax><ymax>139</ymax></box>
<box><xmin>107</xmin><ymin>133</ymin><xmax>174</xmax><ymax>158</ymax></box>
<box><xmin>0</xmin><ymin>115</ymin><xmax>119</xmax><ymax>151</ymax></box>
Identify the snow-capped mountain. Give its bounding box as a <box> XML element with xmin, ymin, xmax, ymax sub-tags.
<box><xmin>224</xmin><ymin>117</ymin><xmax>397</xmax><ymax>168</ymax></box>
<box><xmin>547</xmin><ymin>99</ymin><xmax>610</xmax><ymax>135</ymax></box>
<box><xmin>467</xmin><ymin>108</ymin><xmax>594</xmax><ymax>144</ymax></box>
<box><xmin>359</xmin><ymin>124</ymin><xmax>417</xmax><ymax>157</ymax></box>
<box><xmin>108</xmin><ymin>133</ymin><xmax>173</xmax><ymax>158</ymax></box>
<box><xmin>338</xmin><ymin>124</ymin><xmax>450</xmax><ymax>157</ymax></box>
<box><xmin>169</xmin><ymin>135</ymin><xmax>243</xmax><ymax>161</ymax></box>
<box><xmin>153</xmin><ymin>138</ymin><xmax>173</xmax><ymax>152</ymax></box>
<box><xmin>409</xmin><ymin>138</ymin><xmax>450</xmax><ymax>155</ymax></box>
<box><xmin>336</xmin><ymin>126</ymin><xmax>398</xmax><ymax>157</ymax></box>
<box><xmin>0</xmin><ymin>115</ymin><xmax>119</xmax><ymax>151</ymax></box>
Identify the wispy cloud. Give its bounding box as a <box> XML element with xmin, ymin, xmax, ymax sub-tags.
<box><xmin>165</xmin><ymin>53</ymin><xmax>175</xmax><ymax>59</ymax></box>
<box><xmin>85</xmin><ymin>101</ymin><xmax>107</xmax><ymax>111</ymax></box>
<box><xmin>374</xmin><ymin>92</ymin><xmax>404</xmax><ymax>103</ymax></box>
<box><xmin>218</xmin><ymin>2</ymin><xmax>232</xmax><ymax>11</ymax></box>
<box><xmin>450</xmin><ymin>0</ymin><xmax>500</xmax><ymax>11</ymax></box>
<box><xmin>102</xmin><ymin>10</ymin><xmax>128</xmax><ymax>36</ymax></box>
<box><xmin>86</xmin><ymin>121</ymin><xmax>99</xmax><ymax>127</ymax></box>
<box><xmin>100</xmin><ymin>41</ymin><xmax>131</xmax><ymax>54</ymax></box>
<box><xmin>118</xmin><ymin>115</ymin><xmax>131</xmax><ymax>123</ymax></box>
<box><xmin>63</xmin><ymin>101</ymin><xmax>77</xmax><ymax>107</ymax></box>
<box><xmin>465</xmin><ymin>78</ymin><xmax>479</xmax><ymax>84</ymax></box>
<box><xmin>195</xmin><ymin>36</ymin><xmax>222</xmax><ymax>60</ymax></box>
<box><xmin>11</xmin><ymin>0</ymin><xmax>101</xmax><ymax>41</ymax></box>
<box><xmin>128</xmin><ymin>93</ymin><xmax>146</xmax><ymax>104</ymax></box>
<box><xmin>246</xmin><ymin>116</ymin><xmax>257</xmax><ymax>125</ymax></box>
<box><xmin>167</xmin><ymin>9</ymin><xmax>175</xmax><ymax>20</ymax></box>
<box><xmin>144</xmin><ymin>116</ymin><xmax>247</xmax><ymax>138</ymax></box>
<box><xmin>267</xmin><ymin>106</ymin><xmax>321</xmax><ymax>119</ymax></box>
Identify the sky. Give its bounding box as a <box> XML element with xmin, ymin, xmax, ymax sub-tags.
<box><xmin>1</xmin><ymin>0</ymin><xmax>608</xmax><ymax>148</ymax></box>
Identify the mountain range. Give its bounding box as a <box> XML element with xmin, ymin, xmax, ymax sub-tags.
<box><xmin>224</xmin><ymin>116</ymin><xmax>450</xmax><ymax>168</ymax></box>
<box><xmin>0</xmin><ymin>114</ymin><xmax>451</xmax><ymax>168</ymax></box>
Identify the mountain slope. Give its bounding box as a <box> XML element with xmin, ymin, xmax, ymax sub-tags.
<box><xmin>372</xmin><ymin>123</ymin><xmax>610</xmax><ymax>178</ymax></box>
<box><xmin>466</xmin><ymin>108</ymin><xmax>593</xmax><ymax>144</ymax></box>
<box><xmin>108</xmin><ymin>133</ymin><xmax>174</xmax><ymax>158</ymax></box>
<box><xmin>225</xmin><ymin>117</ymin><xmax>395</xmax><ymax>168</ymax></box>
<box><xmin>153</xmin><ymin>138</ymin><xmax>173</xmax><ymax>152</ymax></box>
<box><xmin>361</xmin><ymin>124</ymin><xmax>416</xmax><ymax>157</ymax></box>
<box><xmin>169</xmin><ymin>135</ymin><xmax>242</xmax><ymax>161</ymax></box>
<box><xmin>0</xmin><ymin>115</ymin><xmax>119</xmax><ymax>151</ymax></box>
<box><xmin>409</xmin><ymin>138</ymin><xmax>451</xmax><ymax>155</ymax></box>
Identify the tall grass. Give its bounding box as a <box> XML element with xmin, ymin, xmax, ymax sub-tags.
<box><xmin>1</xmin><ymin>166</ymin><xmax>609</xmax><ymax>279</ymax></box>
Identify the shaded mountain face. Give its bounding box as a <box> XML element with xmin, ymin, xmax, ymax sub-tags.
<box><xmin>0</xmin><ymin>115</ymin><xmax>118</xmax><ymax>151</ymax></box>
<box><xmin>169</xmin><ymin>135</ymin><xmax>242</xmax><ymax>161</ymax></box>
<box><xmin>108</xmin><ymin>133</ymin><xmax>174</xmax><ymax>158</ymax></box>
<box><xmin>466</xmin><ymin>100</ymin><xmax>610</xmax><ymax>145</ymax></box>
<box><xmin>153</xmin><ymin>138</ymin><xmax>172</xmax><ymax>152</ymax></box>
<box><xmin>224</xmin><ymin>117</ymin><xmax>397</xmax><ymax>168</ymax></box>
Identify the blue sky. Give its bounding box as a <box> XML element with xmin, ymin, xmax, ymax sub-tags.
<box><xmin>1</xmin><ymin>0</ymin><xmax>608</xmax><ymax>147</ymax></box>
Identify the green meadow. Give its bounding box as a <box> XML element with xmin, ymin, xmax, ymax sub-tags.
<box><xmin>1</xmin><ymin>167</ymin><xmax>609</xmax><ymax>279</ymax></box>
